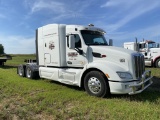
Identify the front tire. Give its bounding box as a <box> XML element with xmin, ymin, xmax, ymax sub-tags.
<box><xmin>155</xmin><ymin>58</ymin><xmax>160</xmax><ymax>68</ymax></box>
<box><xmin>84</xmin><ymin>71</ymin><xmax>110</xmax><ymax>98</ymax></box>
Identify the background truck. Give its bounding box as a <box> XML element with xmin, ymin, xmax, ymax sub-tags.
<box><xmin>124</xmin><ymin>40</ymin><xmax>160</xmax><ymax>68</ymax></box>
<box><xmin>17</xmin><ymin>24</ymin><xmax>152</xmax><ymax>97</ymax></box>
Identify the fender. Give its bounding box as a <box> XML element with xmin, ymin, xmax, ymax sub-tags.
<box><xmin>78</xmin><ymin>60</ymin><xmax>127</xmax><ymax>87</ymax></box>
<box><xmin>26</xmin><ymin>63</ymin><xmax>39</xmax><ymax>72</ymax></box>
<box><xmin>153</xmin><ymin>55</ymin><xmax>160</xmax><ymax>63</ymax></box>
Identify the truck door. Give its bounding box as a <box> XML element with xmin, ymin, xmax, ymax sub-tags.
<box><xmin>43</xmin><ymin>37</ymin><xmax>52</xmax><ymax>65</ymax></box>
<box><xmin>43</xmin><ymin>34</ymin><xmax>60</xmax><ymax>66</ymax></box>
<box><xmin>66</xmin><ymin>34</ymin><xmax>87</xmax><ymax>68</ymax></box>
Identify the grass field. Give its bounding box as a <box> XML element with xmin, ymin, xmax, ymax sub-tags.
<box><xmin>0</xmin><ymin>54</ymin><xmax>160</xmax><ymax>120</ymax></box>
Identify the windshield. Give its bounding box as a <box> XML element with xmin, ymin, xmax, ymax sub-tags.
<box><xmin>81</xmin><ymin>30</ymin><xmax>108</xmax><ymax>46</ymax></box>
<box><xmin>148</xmin><ymin>42</ymin><xmax>158</xmax><ymax>48</ymax></box>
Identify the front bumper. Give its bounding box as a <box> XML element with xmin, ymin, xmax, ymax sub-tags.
<box><xmin>108</xmin><ymin>70</ymin><xmax>153</xmax><ymax>95</ymax></box>
<box><xmin>129</xmin><ymin>70</ymin><xmax>153</xmax><ymax>95</ymax></box>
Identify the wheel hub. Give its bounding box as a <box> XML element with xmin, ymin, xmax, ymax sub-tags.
<box><xmin>19</xmin><ymin>68</ymin><xmax>23</xmax><ymax>76</ymax></box>
<box><xmin>158</xmin><ymin>61</ymin><xmax>160</xmax><ymax>67</ymax></box>
<box><xmin>88</xmin><ymin>77</ymin><xmax>101</xmax><ymax>94</ymax></box>
<box><xmin>27</xmin><ymin>68</ymin><xmax>31</xmax><ymax>78</ymax></box>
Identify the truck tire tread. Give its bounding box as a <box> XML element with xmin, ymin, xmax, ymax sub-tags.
<box><xmin>18</xmin><ymin>65</ymin><xmax>26</xmax><ymax>77</ymax></box>
<box><xmin>155</xmin><ymin>58</ymin><xmax>160</xmax><ymax>68</ymax></box>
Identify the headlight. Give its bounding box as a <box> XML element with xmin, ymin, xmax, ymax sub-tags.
<box><xmin>117</xmin><ymin>72</ymin><xmax>133</xmax><ymax>79</ymax></box>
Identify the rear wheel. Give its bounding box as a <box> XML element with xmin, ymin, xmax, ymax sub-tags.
<box><xmin>18</xmin><ymin>65</ymin><xmax>25</xmax><ymax>77</ymax></box>
<box><xmin>84</xmin><ymin>71</ymin><xmax>110</xmax><ymax>97</ymax></box>
<box><xmin>26</xmin><ymin>66</ymin><xmax>36</xmax><ymax>79</ymax></box>
<box><xmin>155</xmin><ymin>58</ymin><xmax>160</xmax><ymax>68</ymax></box>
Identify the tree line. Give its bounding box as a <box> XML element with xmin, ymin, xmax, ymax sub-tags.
<box><xmin>0</xmin><ymin>44</ymin><xmax>4</xmax><ymax>54</ymax></box>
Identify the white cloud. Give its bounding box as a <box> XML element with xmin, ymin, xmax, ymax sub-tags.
<box><xmin>23</xmin><ymin>0</ymin><xmax>97</xmax><ymax>22</ymax></box>
<box><xmin>31</xmin><ymin>0</ymin><xmax>66</xmax><ymax>14</ymax></box>
<box><xmin>106</xmin><ymin>24</ymin><xmax>160</xmax><ymax>47</ymax></box>
<box><xmin>101</xmin><ymin>0</ymin><xmax>160</xmax><ymax>32</ymax></box>
<box><xmin>24</xmin><ymin>0</ymin><xmax>72</xmax><ymax>15</ymax></box>
<box><xmin>101</xmin><ymin>0</ymin><xmax>136</xmax><ymax>8</ymax></box>
<box><xmin>23</xmin><ymin>0</ymin><xmax>74</xmax><ymax>23</ymax></box>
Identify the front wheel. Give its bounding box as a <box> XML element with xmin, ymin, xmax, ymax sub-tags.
<box><xmin>155</xmin><ymin>58</ymin><xmax>160</xmax><ymax>68</ymax></box>
<box><xmin>84</xmin><ymin>71</ymin><xmax>110</xmax><ymax>98</ymax></box>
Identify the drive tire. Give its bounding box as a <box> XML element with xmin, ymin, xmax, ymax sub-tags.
<box><xmin>18</xmin><ymin>65</ymin><xmax>26</xmax><ymax>77</ymax></box>
<box><xmin>26</xmin><ymin>65</ymin><xmax>36</xmax><ymax>79</ymax></box>
<box><xmin>84</xmin><ymin>71</ymin><xmax>110</xmax><ymax>98</ymax></box>
<box><xmin>155</xmin><ymin>58</ymin><xmax>160</xmax><ymax>68</ymax></box>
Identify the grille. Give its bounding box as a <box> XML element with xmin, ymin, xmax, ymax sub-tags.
<box><xmin>134</xmin><ymin>54</ymin><xmax>145</xmax><ymax>78</ymax></box>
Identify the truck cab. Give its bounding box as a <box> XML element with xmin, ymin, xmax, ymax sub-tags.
<box><xmin>18</xmin><ymin>24</ymin><xmax>153</xmax><ymax>97</ymax></box>
<box><xmin>124</xmin><ymin>40</ymin><xmax>160</xmax><ymax>67</ymax></box>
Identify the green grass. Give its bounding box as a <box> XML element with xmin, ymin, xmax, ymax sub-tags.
<box><xmin>0</xmin><ymin>55</ymin><xmax>160</xmax><ymax>119</ymax></box>
<box><xmin>6</xmin><ymin>54</ymin><xmax>36</xmax><ymax>66</ymax></box>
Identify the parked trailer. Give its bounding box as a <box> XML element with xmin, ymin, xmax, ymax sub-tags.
<box><xmin>0</xmin><ymin>54</ymin><xmax>12</xmax><ymax>66</ymax></box>
<box><xmin>18</xmin><ymin>24</ymin><xmax>152</xmax><ymax>97</ymax></box>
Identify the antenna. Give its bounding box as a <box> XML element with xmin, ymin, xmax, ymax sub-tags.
<box><xmin>74</xmin><ymin>13</ymin><xmax>77</xmax><ymax>24</ymax></box>
<box><xmin>135</xmin><ymin>37</ymin><xmax>138</xmax><ymax>52</ymax></box>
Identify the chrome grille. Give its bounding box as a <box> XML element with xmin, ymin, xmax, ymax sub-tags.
<box><xmin>134</xmin><ymin>54</ymin><xmax>145</xmax><ymax>78</ymax></box>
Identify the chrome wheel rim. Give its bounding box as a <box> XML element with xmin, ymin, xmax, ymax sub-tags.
<box><xmin>27</xmin><ymin>68</ymin><xmax>31</xmax><ymax>78</ymax></box>
<box><xmin>88</xmin><ymin>77</ymin><xmax>101</xmax><ymax>94</ymax></box>
<box><xmin>18</xmin><ymin>67</ymin><xmax>23</xmax><ymax>76</ymax></box>
<box><xmin>158</xmin><ymin>61</ymin><xmax>160</xmax><ymax>67</ymax></box>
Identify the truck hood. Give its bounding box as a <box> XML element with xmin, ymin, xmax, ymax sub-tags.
<box><xmin>88</xmin><ymin>46</ymin><xmax>139</xmax><ymax>71</ymax></box>
<box><xmin>150</xmin><ymin>48</ymin><xmax>160</xmax><ymax>52</ymax></box>
<box><xmin>89</xmin><ymin>46</ymin><xmax>137</xmax><ymax>56</ymax></box>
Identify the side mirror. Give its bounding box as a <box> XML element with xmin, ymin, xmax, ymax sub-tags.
<box><xmin>69</xmin><ymin>35</ymin><xmax>75</xmax><ymax>49</ymax></box>
<box><xmin>109</xmin><ymin>39</ymin><xmax>113</xmax><ymax>46</ymax></box>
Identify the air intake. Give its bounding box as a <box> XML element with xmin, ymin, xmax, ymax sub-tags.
<box><xmin>134</xmin><ymin>54</ymin><xmax>145</xmax><ymax>79</ymax></box>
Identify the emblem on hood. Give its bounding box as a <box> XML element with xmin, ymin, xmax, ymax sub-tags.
<box><xmin>120</xmin><ymin>59</ymin><xmax>125</xmax><ymax>62</ymax></box>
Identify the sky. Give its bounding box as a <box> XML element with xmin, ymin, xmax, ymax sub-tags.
<box><xmin>0</xmin><ymin>0</ymin><xmax>160</xmax><ymax>54</ymax></box>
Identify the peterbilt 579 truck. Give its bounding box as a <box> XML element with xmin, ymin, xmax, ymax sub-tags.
<box><xmin>18</xmin><ymin>24</ymin><xmax>152</xmax><ymax>97</ymax></box>
<box><xmin>124</xmin><ymin>40</ymin><xmax>160</xmax><ymax>68</ymax></box>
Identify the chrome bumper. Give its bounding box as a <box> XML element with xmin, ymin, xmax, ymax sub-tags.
<box><xmin>129</xmin><ymin>70</ymin><xmax>153</xmax><ymax>95</ymax></box>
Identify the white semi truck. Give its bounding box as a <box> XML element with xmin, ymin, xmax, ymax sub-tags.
<box><xmin>124</xmin><ymin>40</ymin><xmax>160</xmax><ymax>68</ymax></box>
<box><xmin>18</xmin><ymin>24</ymin><xmax>153</xmax><ymax>97</ymax></box>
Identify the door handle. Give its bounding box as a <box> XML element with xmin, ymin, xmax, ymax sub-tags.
<box><xmin>67</xmin><ymin>61</ymin><xmax>72</xmax><ymax>64</ymax></box>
